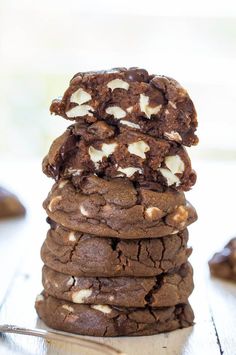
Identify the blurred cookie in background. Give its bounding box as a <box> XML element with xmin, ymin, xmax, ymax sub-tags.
<box><xmin>209</xmin><ymin>238</ymin><xmax>236</xmax><ymax>282</ymax></box>
<box><xmin>0</xmin><ymin>186</ymin><xmax>26</xmax><ymax>220</ymax></box>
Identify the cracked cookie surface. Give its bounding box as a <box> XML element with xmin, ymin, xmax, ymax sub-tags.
<box><xmin>43</xmin><ymin>122</ymin><xmax>196</xmax><ymax>191</ymax></box>
<box><xmin>42</xmin><ymin>263</ymin><xmax>193</xmax><ymax>308</ymax></box>
<box><xmin>42</xmin><ymin>222</ymin><xmax>192</xmax><ymax>277</ymax></box>
<box><xmin>50</xmin><ymin>67</ymin><xmax>198</xmax><ymax>147</ymax></box>
<box><xmin>35</xmin><ymin>292</ymin><xmax>194</xmax><ymax>336</ymax></box>
<box><xmin>43</xmin><ymin>176</ymin><xmax>197</xmax><ymax>238</ymax></box>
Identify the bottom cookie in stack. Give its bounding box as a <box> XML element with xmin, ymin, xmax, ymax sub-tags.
<box><xmin>35</xmin><ymin>293</ymin><xmax>194</xmax><ymax>336</ymax></box>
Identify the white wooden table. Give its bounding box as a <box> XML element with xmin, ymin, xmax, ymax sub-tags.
<box><xmin>0</xmin><ymin>159</ymin><xmax>235</xmax><ymax>355</ymax></box>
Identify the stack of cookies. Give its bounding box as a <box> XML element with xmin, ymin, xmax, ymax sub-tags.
<box><xmin>36</xmin><ymin>68</ymin><xmax>198</xmax><ymax>336</ymax></box>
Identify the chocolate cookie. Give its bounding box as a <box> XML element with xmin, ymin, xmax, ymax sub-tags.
<box><xmin>43</xmin><ymin>176</ymin><xmax>197</xmax><ymax>238</ymax></box>
<box><xmin>35</xmin><ymin>293</ymin><xmax>194</xmax><ymax>336</ymax></box>
<box><xmin>42</xmin><ymin>263</ymin><xmax>193</xmax><ymax>308</ymax></box>
<box><xmin>50</xmin><ymin>67</ymin><xmax>198</xmax><ymax>147</ymax></box>
<box><xmin>209</xmin><ymin>238</ymin><xmax>236</xmax><ymax>282</ymax></box>
<box><xmin>41</xmin><ymin>223</ymin><xmax>192</xmax><ymax>277</ymax></box>
<box><xmin>43</xmin><ymin>122</ymin><xmax>196</xmax><ymax>191</ymax></box>
<box><xmin>0</xmin><ymin>186</ymin><xmax>26</xmax><ymax>219</ymax></box>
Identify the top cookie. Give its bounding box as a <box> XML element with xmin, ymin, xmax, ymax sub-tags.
<box><xmin>50</xmin><ymin>67</ymin><xmax>198</xmax><ymax>147</ymax></box>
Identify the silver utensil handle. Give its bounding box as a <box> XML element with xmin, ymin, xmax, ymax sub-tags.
<box><xmin>0</xmin><ymin>324</ymin><xmax>126</xmax><ymax>355</ymax></box>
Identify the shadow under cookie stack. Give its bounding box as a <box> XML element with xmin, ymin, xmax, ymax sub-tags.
<box><xmin>35</xmin><ymin>68</ymin><xmax>198</xmax><ymax>336</ymax></box>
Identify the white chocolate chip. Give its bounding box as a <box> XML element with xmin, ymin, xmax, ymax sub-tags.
<box><xmin>128</xmin><ymin>140</ymin><xmax>150</xmax><ymax>159</ymax></box>
<box><xmin>54</xmin><ymin>282</ymin><xmax>59</xmax><ymax>288</ymax></box>
<box><xmin>159</xmin><ymin>168</ymin><xmax>180</xmax><ymax>186</ymax></box>
<box><xmin>165</xmin><ymin>155</ymin><xmax>185</xmax><ymax>175</ymax></box>
<box><xmin>67</xmin><ymin>168</ymin><xmax>83</xmax><ymax>176</ymax></box>
<box><xmin>165</xmin><ymin>109</ymin><xmax>170</xmax><ymax>115</ymax></box>
<box><xmin>70</xmin><ymin>88</ymin><xmax>91</xmax><ymax>105</ymax></box>
<box><xmin>109</xmin><ymin>295</ymin><xmax>115</xmax><ymax>301</ymax></box>
<box><xmin>164</xmin><ymin>131</ymin><xmax>182</xmax><ymax>143</ymax></box>
<box><xmin>101</xmin><ymin>143</ymin><xmax>118</xmax><ymax>157</ymax></box>
<box><xmin>48</xmin><ymin>196</ymin><xmax>62</xmax><ymax>212</ymax></box>
<box><xmin>105</xmin><ymin>106</ymin><xmax>126</xmax><ymax>119</ymax></box>
<box><xmin>117</xmin><ymin>166</ymin><xmax>142</xmax><ymax>177</ymax></box>
<box><xmin>126</xmin><ymin>106</ymin><xmax>133</xmax><ymax>113</ymax></box>
<box><xmin>139</xmin><ymin>94</ymin><xmax>162</xmax><ymax>118</ymax></box>
<box><xmin>59</xmin><ymin>180</ymin><xmax>69</xmax><ymax>189</ymax></box>
<box><xmin>92</xmin><ymin>304</ymin><xmax>112</xmax><ymax>314</ymax></box>
<box><xmin>171</xmin><ymin>229</ymin><xmax>179</xmax><ymax>234</ymax></box>
<box><xmin>88</xmin><ymin>143</ymin><xmax>117</xmax><ymax>164</ymax></box>
<box><xmin>67</xmin><ymin>277</ymin><xmax>74</xmax><ymax>287</ymax></box>
<box><xmin>66</xmin><ymin>105</ymin><xmax>94</xmax><ymax>117</ymax></box>
<box><xmin>173</xmin><ymin>206</ymin><xmax>189</xmax><ymax>223</ymax></box>
<box><xmin>80</xmin><ymin>205</ymin><xmax>90</xmax><ymax>217</ymax></box>
<box><xmin>145</xmin><ymin>207</ymin><xmax>162</xmax><ymax>220</ymax></box>
<box><xmin>72</xmin><ymin>289</ymin><xmax>93</xmax><ymax>303</ymax></box>
<box><xmin>68</xmin><ymin>232</ymin><xmax>76</xmax><ymax>242</ymax></box>
<box><xmin>88</xmin><ymin>146</ymin><xmax>106</xmax><ymax>163</ymax></box>
<box><xmin>62</xmin><ymin>305</ymin><xmax>74</xmax><ymax>312</ymax></box>
<box><xmin>107</xmin><ymin>79</ymin><xmax>129</xmax><ymax>91</ymax></box>
<box><xmin>120</xmin><ymin>120</ymin><xmax>140</xmax><ymax>129</ymax></box>
<box><xmin>169</xmin><ymin>101</ymin><xmax>177</xmax><ymax>109</ymax></box>
<box><xmin>36</xmin><ymin>294</ymin><xmax>44</xmax><ymax>302</ymax></box>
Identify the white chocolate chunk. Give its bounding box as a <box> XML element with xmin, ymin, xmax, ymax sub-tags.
<box><xmin>88</xmin><ymin>143</ymin><xmax>117</xmax><ymax>164</ymax></box>
<box><xmin>54</xmin><ymin>282</ymin><xmax>59</xmax><ymax>288</ymax></box>
<box><xmin>169</xmin><ymin>101</ymin><xmax>177</xmax><ymax>109</ymax></box>
<box><xmin>66</xmin><ymin>105</ymin><xmax>94</xmax><ymax>117</ymax></box>
<box><xmin>165</xmin><ymin>155</ymin><xmax>185</xmax><ymax>175</ymax></box>
<box><xmin>70</xmin><ymin>88</ymin><xmax>91</xmax><ymax>105</ymax></box>
<box><xmin>139</xmin><ymin>94</ymin><xmax>161</xmax><ymax>118</ymax></box>
<box><xmin>80</xmin><ymin>205</ymin><xmax>90</xmax><ymax>217</ymax></box>
<box><xmin>164</xmin><ymin>131</ymin><xmax>182</xmax><ymax>143</ymax></box>
<box><xmin>62</xmin><ymin>305</ymin><xmax>74</xmax><ymax>312</ymax></box>
<box><xmin>59</xmin><ymin>180</ymin><xmax>69</xmax><ymax>189</ymax></box>
<box><xmin>92</xmin><ymin>304</ymin><xmax>112</xmax><ymax>314</ymax></box>
<box><xmin>107</xmin><ymin>79</ymin><xmax>129</xmax><ymax>91</ymax></box>
<box><xmin>117</xmin><ymin>166</ymin><xmax>142</xmax><ymax>177</ymax></box>
<box><xmin>67</xmin><ymin>277</ymin><xmax>74</xmax><ymax>287</ymax></box>
<box><xmin>126</xmin><ymin>106</ymin><xmax>133</xmax><ymax>113</ymax></box>
<box><xmin>68</xmin><ymin>232</ymin><xmax>76</xmax><ymax>242</ymax></box>
<box><xmin>159</xmin><ymin>168</ymin><xmax>180</xmax><ymax>186</ymax></box>
<box><xmin>120</xmin><ymin>120</ymin><xmax>140</xmax><ymax>129</ymax></box>
<box><xmin>105</xmin><ymin>106</ymin><xmax>126</xmax><ymax>119</ymax></box>
<box><xmin>88</xmin><ymin>146</ymin><xmax>106</xmax><ymax>163</ymax></box>
<box><xmin>36</xmin><ymin>294</ymin><xmax>44</xmax><ymax>302</ymax></box>
<box><xmin>145</xmin><ymin>207</ymin><xmax>161</xmax><ymax>220</ymax></box>
<box><xmin>101</xmin><ymin>143</ymin><xmax>118</xmax><ymax>157</ymax></box>
<box><xmin>67</xmin><ymin>168</ymin><xmax>83</xmax><ymax>176</ymax></box>
<box><xmin>128</xmin><ymin>140</ymin><xmax>150</xmax><ymax>159</ymax></box>
<box><xmin>48</xmin><ymin>196</ymin><xmax>62</xmax><ymax>212</ymax></box>
<box><xmin>109</xmin><ymin>295</ymin><xmax>115</xmax><ymax>301</ymax></box>
<box><xmin>72</xmin><ymin>289</ymin><xmax>93</xmax><ymax>303</ymax></box>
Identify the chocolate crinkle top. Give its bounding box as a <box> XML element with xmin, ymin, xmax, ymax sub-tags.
<box><xmin>50</xmin><ymin>67</ymin><xmax>198</xmax><ymax>147</ymax></box>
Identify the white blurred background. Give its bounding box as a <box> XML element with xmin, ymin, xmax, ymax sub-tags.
<box><xmin>1</xmin><ymin>0</ymin><xmax>236</xmax><ymax>161</ymax></box>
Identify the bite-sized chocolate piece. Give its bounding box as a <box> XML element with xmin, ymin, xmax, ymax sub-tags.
<box><xmin>209</xmin><ymin>238</ymin><xmax>236</xmax><ymax>282</ymax></box>
<box><xmin>0</xmin><ymin>186</ymin><xmax>26</xmax><ymax>220</ymax></box>
<box><xmin>41</xmin><ymin>223</ymin><xmax>192</xmax><ymax>277</ymax></box>
<box><xmin>42</xmin><ymin>263</ymin><xmax>193</xmax><ymax>308</ymax></box>
<box><xmin>50</xmin><ymin>67</ymin><xmax>198</xmax><ymax>147</ymax></box>
<box><xmin>43</xmin><ymin>122</ymin><xmax>196</xmax><ymax>192</ymax></box>
<box><xmin>35</xmin><ymin>293</ymin><xmax>194</xmax><ymax>336</ymax></box>
<box><xmin>43</xmin><ymin>176</ymin><xmax>197</xmax><ymax>238</ymax></box>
